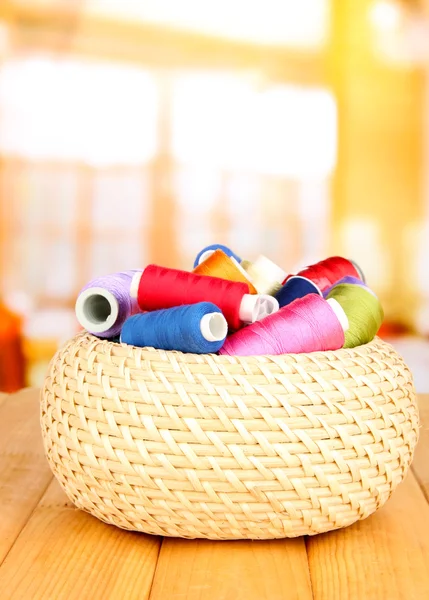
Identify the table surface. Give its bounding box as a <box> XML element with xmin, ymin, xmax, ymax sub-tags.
<box><xmin>0</xmin><ymin>389</ymin><xmax>428</xmax><ymax>600</ymax></box>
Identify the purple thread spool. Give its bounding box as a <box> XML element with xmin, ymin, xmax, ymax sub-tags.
<box><xmin>323</xmin><ymin>275</ymin><xmax>370</xmax><ymax>298</ymax></box>
<box><xmin>75</xmin><ymin>271</ymin><xmax>142</xmax><ymax>338</ymax></box>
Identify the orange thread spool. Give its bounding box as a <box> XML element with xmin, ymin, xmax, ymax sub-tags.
<box><xmin>193</xmin><ymin>249</ymin><xmax>258</xmax><ymax>294</ymax></box>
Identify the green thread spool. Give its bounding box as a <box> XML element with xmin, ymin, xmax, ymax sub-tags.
<box><xmin>326</xmin><ymin>283</ymin><xmax>384</xmax><ymax>348</ymax></box>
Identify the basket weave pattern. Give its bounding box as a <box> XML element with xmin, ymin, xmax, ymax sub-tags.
<box><xmin>41</xmin><ymin>333</ymin><xmax>418</xmax><ymax>540</ymax></box>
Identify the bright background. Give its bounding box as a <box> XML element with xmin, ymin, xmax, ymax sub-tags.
<box><xmin>0</xmin><ymin>0</ymin><xmax>428</xmax><ymax>390</ymax></box>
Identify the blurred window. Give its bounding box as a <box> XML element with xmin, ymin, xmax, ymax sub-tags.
<box><xmin>0</xmin><ymin>57</ymin><xmax>158</xmax><ymax>164</ymax></box>
<box><xmin>16</xmin><ymin>0</ymin><xmax>329</xmax><ymax>48</ymax></box>
<box><xmin>0</xmin><ymin>54</ymin><xmax>336</xmax><ymax>321</ymax></box>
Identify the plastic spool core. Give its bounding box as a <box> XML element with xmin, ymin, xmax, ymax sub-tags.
<box><xmin>349</xmin><ymin>259</ymin><xmax>366</xmax><ymax>283</ymax></box>
<box><xmin>326</xmin><ymin>298</ymin><xmax>349</xmax><ymax>332</ymax></box>
<box><xmin>231</xmin><ymin>256</ymin><xmax>255</xmax><ymax>281</ymax></box>
<box><xmin>87</xmin><ymin>296</ymin><xmax>111</xmax><ymax>322</ymax></box>
<box><xmin>200</xmin><ymin>312</ymin><xmax>228</xmax><ymax>342</ymax></box>
<box><xmin>239</xmin><ymin>294</ymin><xmax>279</xmax><ymax>323</ymax></box>
<box><xmin>197</xmin><ymin>249</ymin><xmax>215</xmax><ymax>265</ymax></box>
<box><xmin>75</xmin><ymin>287</ymin><xmax>119</xmax><ymax>333</ymax></box>
<box><xmin>256</xmin><ymin>295</ymin><xmax>279</xmax><ymax>320</ymax></box>
<box><xmin>130</xmin><ymin>271</ymin><xmax>144</xmax><ymax>299</ymax></box>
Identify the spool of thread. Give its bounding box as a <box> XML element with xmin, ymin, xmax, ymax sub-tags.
<box><xmin>291</xmin><ymin>257</ymin><xmax>365</xmax><ymax>292</ymax></box>
<box><xmin>323</xmin><ymin>275</ymin><xmax>372</xmax><ymax>298</ymax></box>
<box><xmin>75</xmin><ymin>271</ymin><xmax>141</xmax><ymax>338</ymax></box>
<box><xmin>326</xmin><ymin>284</ymin><xmax>384</xmax><ymax>348</ymax></box>
<box><xmin>193</xmin><ymin>249</ymin><xmax>258</xmax><ymax>294</ymax></box>
<box><xmin>121</xmin><ymin>302</ymin><xmax>228</xmax><ymax>354</ymax></box>
<box><xmin>193</xmin><ymin>244</ymin><xmax>242</xmax><ymax>268</ymax></box>
<box><xmin>219</xmin><ymin>294</ymin><xmax>348</xmax><ymax>356</ymax></box>
<box><xmin>131</xmin><ymin>265</ymin><xmax>278</xmax><ymax>330</ymax></box>
<box><xmin>243</xmin><ymin>255</ymin><xmax>288</xmax><ymax>296</ymax></box>
<box><xmin>276</xmin><ymin>276</ymin><xmax>322</xmax><ymax>308</ymax></box>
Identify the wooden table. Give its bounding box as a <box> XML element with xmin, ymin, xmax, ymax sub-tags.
<box><xmin>0</xmin><ymin>389</ymin><xmax>429</xmax><ymax>599</ymax></box>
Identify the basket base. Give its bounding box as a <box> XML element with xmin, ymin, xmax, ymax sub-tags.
<box><xmin>41</xmin><ymin>333</ymin><xmax>419</xmax><ymax>539</ymax></box>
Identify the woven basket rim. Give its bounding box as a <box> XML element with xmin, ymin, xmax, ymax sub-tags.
<box><xmin>75</xmin><ymin>331</ymin><xmax>387</xmax><ymax>364</ymax></box>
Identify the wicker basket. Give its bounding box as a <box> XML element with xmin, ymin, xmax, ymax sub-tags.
<box><xmin>41</xmin><ymin>332</ymin><xmax>419</xmax><ymax>540</ymax></box>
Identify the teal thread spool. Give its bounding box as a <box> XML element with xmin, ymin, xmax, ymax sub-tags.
<box><xmin>326</xmin><ymin>283</ymin><xmax>384</xmax><ymax>348</ymax></box>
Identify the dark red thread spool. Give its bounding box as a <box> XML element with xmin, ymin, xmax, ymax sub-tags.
<box><xmin>287</xmin><ymin>257</ymin><xmax>364</xmax><ymax>292</ymax></box>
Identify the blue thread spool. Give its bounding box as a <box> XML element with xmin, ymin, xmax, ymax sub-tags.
<box><xmin>193</xmin><ymin>244</ymin><xmax>242</xmax><ymax>268</ymax></box>
<box><xmin>275</xmin><ymin>276</ymin><xmax>322</xmax><ymax>308</ymax></box>
<box><xmin>120</xmin><ymin>302</ymin><xmax>228</xmax><ymax>354</ymax></box>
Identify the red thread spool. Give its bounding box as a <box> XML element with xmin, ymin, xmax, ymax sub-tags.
<box><xmin>288</xmin><ymin>257</ymin><xmax>364</xmax><ymax>292</ymax></box>
<box><xmin>132</xmin><ymin>265</ymin><xmax>265</xmax><ymax>330</ymax></box>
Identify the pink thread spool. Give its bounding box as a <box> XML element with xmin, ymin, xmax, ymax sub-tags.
<box><xmin>219</xmin><ymin>294</ymin><xmax>348</xmax><ymax>356</ymax></box>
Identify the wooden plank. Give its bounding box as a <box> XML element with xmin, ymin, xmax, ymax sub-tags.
<box><xmin>0</xmin><ymin>388</ymin><xmax>43</xmax><ymax>454</ymax></box>
<box><xmin>411</xmin><ymin>394</ymin><xmax>429</xmax><ymax>501</ymax></box>
<box><xmin>306</xmin><ymin>471</ymin><xmax>429</xmax><ymax>600</ymax></box>
<box><xmin>38</xmin><ymin>476</ymin><xmax>74</xmax><ymax>509</ymax></box>
<box><xmin>0</xmin><ymin>477</ymin><xmax>162</xmax><ymax>600</ymax></box>
<box><xmin>0</xmin><ymin>454</ymin><xmax>52</xmax><ymax>565</ymax></box>
<box><xmin>149</xmin><ymin>537</ymin><xmax>313</xmax><ymax>600</ymax></box>
<box><xmin>0</xmin><ymin>389</ymin><xmax>53</xmax><ymax>564</ymax></box>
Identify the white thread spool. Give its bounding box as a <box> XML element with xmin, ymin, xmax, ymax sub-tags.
<box><xmin>244</xmin><ymin>255</ymin><xmax>287</xmax><ymax>295</ymax></box>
